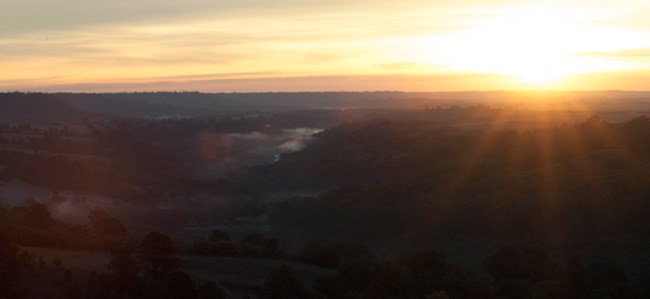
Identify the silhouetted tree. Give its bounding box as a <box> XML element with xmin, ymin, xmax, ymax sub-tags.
<box><xmin>484</xmin><ymin>245</ymin><xmax>560</xmax><ymax>283</ymax></box>
<box><xmin>564</xmin><ymin>255</ymin><xmax>587</xmax><ymax>299</ymax></box>
<box><xmin>140</xmin><ymin>232</ymin><xmax>178</xmax><ymax>278</ymax></box>
<box><xmin>401</xmin><ymin>249</ymin><xmax>448</xmax><ymax>274</ymax></box>
<box><xmin>426</xmin><ymin>291</ymin><xmax>450</xmax><ymax>299</ymax></box>
<box><xmin>89</xmin><ymin>209</ymin><xmax>127</xmax><ymax>249</ymax></box>
<box><xmin>0</xmin><ymin>235</ymin><xmax>19</xmax><ymax>298</ymax></box>
<box><xmin>163</xmin><ymin>270</ymin><xmax>198</xmax><ymax>299</ymax></box>
<box><xmin>242</xmin><ymin>233</ymin><xmax>278</xmax><ymax>252</ymax></box>
<box><xmin>336</xmin><ymin>254</ymin><xmax>377</xmax><ymax>290</ymax></box>
<box><xmin>52</xmin><ymin>255</ymin><xmax>63</xmax><ymax>267</ymax></box>
<box><xmin>11</xmin><ymin>201</ymin><xmax>53</xmax><ymax>228</ymax></box>
<box><xmin>208</xmin><ymin>229</ymin><xmax>230</xmax><ymax>242</ymax></box>
<box><xmin>299</xmin><ymin>239</ymin><xmax>377</xmax><ymax>268</ymax></box>
<box><xmin>105</xmin><ymin>246</ymin><xmax>142</xmax><ymax>298</ymax></box>
<box><xmin>639</xmin><ymin>269</ymin><xmax>650</xmax><ymax>299</ymax></box>
<box><xmin>260</xmin><ymin>265</ymin><xmax>314</xmax><ymax>299</ymax></box>
<box><xmin>17</xmin><ymin>250</ymin><xmax>34</xmax><ymax>268</ymax></box>
<box><xmin>60</xmin><ymin>269</ymin><xmax>83</xmax><ymax>299</ymax></box>
<box><xmin>89</xmin><ymin>209</ymin><xmax>126</xmax><ymax>238</ymax></box>
<box><xmin>590</xmin><ymin>262</ymin><xmax>636</xmax><ymax>299</ymax></box>
<box><xmin>435</xmin><ymin>268</ymin><xmax>493</xmax><ymax>299</ymax></box>
<box><xmin>493</xmin><ymin>279</ymin><xmax>532</xmax><ymax>299</ymax></box>
<box><xmin>38</xmin><ymin>257</ymin><xmax>46</xmax><ymax>268</ymax></box>
<box><xmin>371</xmin><ymin>261</ymin><xmax>405</xmax><ymax>296</ymax></box>
<box><xmin>197</xmin><ymin>281</ymin><xmax>227</xmax><ymax>299</ymax></box>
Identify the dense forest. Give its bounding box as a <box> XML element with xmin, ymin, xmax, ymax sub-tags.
<box><xmin>3</xmin><ymin>92</ymin><xmax>650</xmax><ymax>298</ymax></box>
<box><xmin>265</xmin><ymin>116</ymin><xmax>650</xmax><ymax>247</ymax></box>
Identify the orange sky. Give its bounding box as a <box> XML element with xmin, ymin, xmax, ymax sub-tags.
<box><xmin>2</xmin><ymin>0</ymin><xmax>650</xmax><ymax>92</ymax></box>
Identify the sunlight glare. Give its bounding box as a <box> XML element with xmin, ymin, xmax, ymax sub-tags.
<box><xmin>433</xmin><ymin>8</ymin><xmax>631</xmax><ymax>85</ymax></box>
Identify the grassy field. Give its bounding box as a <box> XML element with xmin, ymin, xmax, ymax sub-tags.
<box><xmin>21</xmin><ymin>247</ymin><xmax>335</xmax><ymax>298</ymax></box>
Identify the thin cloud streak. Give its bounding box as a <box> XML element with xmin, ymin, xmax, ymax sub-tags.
<box><xmin>6</xmin><ymin>72</ymin><xmax>650</xmax><ymax>93</ymax></box>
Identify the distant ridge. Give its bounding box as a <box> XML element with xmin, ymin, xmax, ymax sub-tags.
<box><xmin>0</xmin><ymin>92</ymin><xmax>89</xmax><ymax>123</ymax></box>
<box><xmin>4</xmin><ymin>90</ymin><xmax>650</xmax><ymax>120</ymax></box>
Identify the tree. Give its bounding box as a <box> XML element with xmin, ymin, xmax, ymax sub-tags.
<box><xmin>398</xmin><ymin>250</ymin><xmax>450</xmax><ymax>298</ymax></box>
<box><xmin>435</xmin><ymin>268</ymin><xmax>493</xmax><ymax>299</ymax></box>
<box><xmin>197</xmin><ymin>281</ymin><xmax>227</xmax><ymax>299</ymax></box>
<box><xmin>564</xmin><ymin>255</ymin><xmax>586</xmax><ymax>299</ymax></box>
<box><xmin>163</xmin><ymin>270</ymin><xmax>198</xmax><ymax>299</ymax></box>
<box><xmin>426</xmin><ymin>291</ymin><xmax>450</xmax><ymax>299</ymax></box>
<box><xmin>242</xmin><ymin>233</ymin><xmax>278</xmax><ymax>252</ymax></box>
<box><xmin>260</xmin><ymin>265</ymin><xmax>314</xmax><ymax>299</ymax></box>
<box><xmin>141</xmin><ymin>231</ymin><xmax>176</xmax><ymax>256</ymax></box>
<box><xmin>60</xmin><ymin>269</ymin><xmax>83</xmax><ymax>299</ymax></box>
<box><xmin>89</xmin><ymin>209</ymin><xmax>126</xmax><ymax>238</ymax></box>
<box><xmin>140</xmin><ymin>232</ymin><xmax>178</xmax><ymax>278</ymax></box>
<box><xmin>399</xmin><ymin>249</ymin><xmax>449</xmax><ymax>278</ymax></box>
<box><xmin>483</xmin><ymin>245</ymin><xmax>561</xmax><ymax>283</ymax></box>
<box><xmin>336</xmin><ymin>255</ymin><xmax>377</xmax><ymax>290</ymax></box>
<box><xmin>52</xmin><ymin>255</ymin><xmax>63</xmax><ymax>267</ymax></box>
<box><xmin>299</xmin><ymin>239</ymin><xmax>377</xmax><ymax>268</ymax></box>
<box><xmin>372</xmin><ymin>261</ymin><xmax>405</xmax><ymax>296</ymax></box>
<box><xmin>0</xmin><ymin>235</ymin><xmax>19</xmax><ymax>298</ymax></box>
<box><xmin>89</xmin><ymin>209</ymin><xmax>127</xmax><ymax>249</ymax></box>
<box><xmin>105</xmin><ymin>247</ymin><xmax>142</xmax><ymax>298</ymax></box>
<box><xmin>590</xmin><ymin>262</ymin><xmax>635</xmax><ymax>299</ymax></box>
<box><xmin>12</xmin><ymin>201</ymin><xmax>53</xmax><ymax>228</ymax></box>
<box><xmin>483</xmin><ymin>245</ymin><xmax>521</xmax><ymax>282</ymax></box>
<box><xmin>208</xmin><ymin>229</ymin><xmax>230</xmax><ymax>242</ymax></box>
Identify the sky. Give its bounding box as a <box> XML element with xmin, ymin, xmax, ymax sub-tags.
<box><xmin>2</xmin><ymin>0</ymin><xmax>650</xmax><ymax>92</ymax></box>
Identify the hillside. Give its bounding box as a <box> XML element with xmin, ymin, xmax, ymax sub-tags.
<box><xmin>262</xmin><ymin>116</ymin><xmax>650</xmax><ymax>254</ymax></box>
<box><xmin>0</xmin><ymin>93</ymin><xmax>90</xmax><ymax>123</ymax></box>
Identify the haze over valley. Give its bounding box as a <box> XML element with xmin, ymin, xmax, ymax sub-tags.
<box><xmin>2</xmin><ymin>91</ymin><xmax>650</xmax><ymax>298</ymax></box>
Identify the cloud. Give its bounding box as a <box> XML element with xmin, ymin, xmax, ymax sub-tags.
<box><xmin>0</xmin><ymin>0</ymin><xmax>302</xmax><ymax>35</ymax></box>
<box><xmin>0</xmin><ymin>73</ymin><xmax>517</xmax><ymax>92</ymax></box>
<box><xmin>579</xmin><ymin>49</ymin><xmax>650</xmax><ymax>59</ymax></box>
<box><xmin>0</xmin><ymin>4</ymin><xmax>464</xmax><ymax>87</ymax></box>
<box><xmin>2</xmin><ymin>0</ymin><xmax>650</xmax><ymax>91</ymax></box>
<box><xmin>0</xmin><ymin>0</ymin><xmax>465</xmax><ymax>36</ymax></box>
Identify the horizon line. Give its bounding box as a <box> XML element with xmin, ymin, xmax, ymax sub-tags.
<box><xmin>3</xmin><ymin>89</ymin><xmax>650</xmax><ymax>94</ymax></box>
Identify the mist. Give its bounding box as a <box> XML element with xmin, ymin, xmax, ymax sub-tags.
<box><xmin>194</xmin><ymin>127</ymin><xmax>322</xmax><ymax>179</ymax></box>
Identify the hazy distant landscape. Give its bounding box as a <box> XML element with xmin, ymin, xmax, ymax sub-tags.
<box><xmin>2</xmin><ymin>91</ymin><xmax>650</xmax><ymax>298</ymax></box>
<box><xmin>7</xmin><ymin>0</ymin><xmax>650</xmax><ymax>296</ymax></box>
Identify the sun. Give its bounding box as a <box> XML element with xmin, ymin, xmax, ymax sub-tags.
<box><xmin>431</xmin><ymin>7</ymin><xmax>625</xmax><ymax>86</ymax></box>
